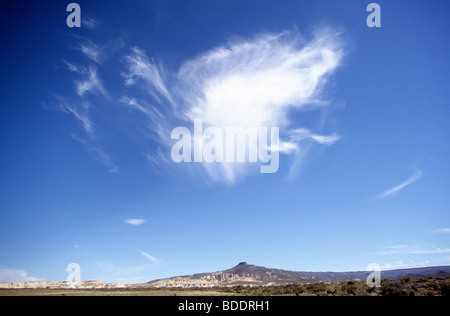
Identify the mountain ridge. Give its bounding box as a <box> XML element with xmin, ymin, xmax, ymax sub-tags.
<box><xmin>146</xmin><ymin>262</ymin><xmax>450</xmax><ymax>288</ymax></box>
<box><xmin>1</xmin><ymin>263</ymin><xmax>449</xmax><ymax>289</ymax></box>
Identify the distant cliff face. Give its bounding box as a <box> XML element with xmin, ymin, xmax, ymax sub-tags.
<box><xmin>147</xmin><ymin>272</ymin><xmax>269</xmax><ymax>288</ymax></box>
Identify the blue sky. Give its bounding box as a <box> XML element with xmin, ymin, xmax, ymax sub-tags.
<box><xmin>0</xmin><ymin>0</ymin><xmax>449</xmax><ymax>283</ymax></box>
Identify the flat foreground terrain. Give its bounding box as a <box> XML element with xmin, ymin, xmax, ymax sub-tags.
<box><xmin>0</xmin><ymin>288</ymin><xmax>232</xmax><ymax>296</ymax></box>
<box><xmin>1</xmin><ymin>277</ymin><xmax>449</xmax><ymax>296</ymax></box>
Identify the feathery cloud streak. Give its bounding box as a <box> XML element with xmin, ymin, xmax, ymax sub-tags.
<box><xmin>137</xmin><ymin>250</ymin><xmax>161</xmax><ymax>264</ymax></box>
<box><xmin>124</xmin><ymin>219</ymin><xmax>146</xmax><ymax>226</ymax></box>
<box><xmin>377</xmin><ymin>169</ymin><xmax>422</xmax><ymax>199</ymax></box>
<box><xmin>122</xmin><ymin>28</ymin><xmax>345</xmax><ymax>183</ymax></box>
<box><xmin>56</xmin><ymin>27</ymin><xmax>345</xmax><ymax>183</ymax></box>
<box><xmin>374</xmin><ymin>244</ymin><xmax>450</xmax><ymax>255</ymax></box>
<box><xmin>430</xmin><ymin>228</ymin><xmax>450</xmax><ymax>234</ymax></box>
<box><xmin>0</xmin><ymin>267</ymin><xmax>43</xmax><ymax>282</ymax></box>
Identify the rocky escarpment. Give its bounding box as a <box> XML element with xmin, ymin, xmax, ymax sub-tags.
<box><xmin>147</xmin><ymin>273</ymin><xmax>266</xmax><ymax>288</ymax></box>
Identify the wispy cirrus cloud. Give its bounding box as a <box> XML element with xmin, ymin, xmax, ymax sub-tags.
<box><xmin>122</xmin><ymin>47</ymin><xmax>174</xmax><ymax>106</ymax></box>
<box><xmin>82</xmin><ymin>17</ymin><xmax>102</xmax><ymax>30</ymax></box>
<box><xmin>374</xmin><ymin>244</ymin><xmax>450</xmax><ymax>255</ymax></box>
<box><xmin>79</xmin><ymin>39</ymin><xmax>103</xmax><ymax>64</ymax></box>
<box><xmin>75</xmin><ymin>66</ymin><xmax>108</xmax><ymax>98</ymax></box>
<box><xmin>53</xmin><ymin>37</ymin><xmax>119</xmax><ymax>173</ymax></box>
<box><xmin>430</xmin><ymin>228</ymin><xmax>450</xmax><ymax>234</ymax></box>
<box><xmin>137</xmin><ymin>249</ymin><xmax>161</xmax><ymax>264</ymax></box>
<box><xmin>53</xmin><ymin>94</ymin><xmax>92</xmax><ymax>134</ymax></box>
<box><xmin>122</xmin><ymin>27</ymin><xmax>345</xmax><ymax>183</ymax></box>
<box><xmin>372</xmin><ymin>243</ymin><xmax>450</xmax><ymax>271</ymax></box>
<box><xmin>375</xmin><ymin>254</ymin><xmax>450</xmax><ymax>270</ymax></box>
<box><xmin>124</xmin><ymin>218</ymin><xmax>146</xmax><ymax>226</ymax></box>
<box><xmin>55</xmin><ymin>26</ymin><xmax>345</xmax><ymax>183</ymax></box>
<box><xmin>0</xmin><ymin>267</ymin><xmax>44</xmax><ymax>282</ymax></box>
<box><xmin>289</xmin><ymin>129</ymin><xmax>341</xmax><ymax>146</ymax></box>
<box><xmin>377</xmin><ymin>169</ymin><xmax>422</xmax><ymax>199</ymax></box>
<box><xmin>63</xmin><ymin>61</ymin><xmax>108</xmax><ymax>98</ymax></box>
<box><xmin>380</xmin><ymin>260</ymin><xmax>433</xmax><ymax>270</ymax></box>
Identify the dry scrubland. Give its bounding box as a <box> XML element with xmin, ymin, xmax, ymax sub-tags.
<box><xmin>225</xmin><ymin>277</ymin><xmax>450</xmax><ymax>296</ymax></box>
<box><xmin>1</xmin><ymin>277</ymin><xmax>449</xmax><ymax>296</ymax></box>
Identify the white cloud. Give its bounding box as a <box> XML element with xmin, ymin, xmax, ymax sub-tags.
<box><xmin>381</xmin><ymin>260</ymin><xmax>432</xmax><ymax>270</ymax></box>
<box><xmin>61</xmin><ymin>61</ymin><xmax>109</xmax><ymax>101</ymax></box>
<box><xmin>53</xmin><ymin>43</ymin><xmax>118</xmax><ymax>173</ymax></box>
<box><xmin>374</xmin><ymin>244</ymin><xmax>450</xmax><ymax>255</ymax></box>
<box><xmin>71</xmin><ymin>133</ymin><xmax>120</xmax><ymax>173</ymax></box>
<box><xmin>80</xmin><ymin>41</ymin><xmax>102</xmax><ymax>64</ymax></box>
<box><xmin>178</xmin><ymin>29</ymin><xmax>343</xmax><ymax>129</ymax></box>
<box><xmin>289</xmin><ymin>128</ymin><xmax>340</xmax><ymax>145</ymax></box>
<box><xmin>56</xmin><ymin>27</ymin><xmax>345</xmax><ymax>182</ymax></box>
<box><xmin>122</xmin><ymin>47</ymin><xmax>174</xmax><ymax>105</ymax></box>
<box><xmin>124</xmin><ymin>219</ymin><xmax>145</xmax><ymax>226</ymax></box>
<box><xmin>137</xmin><ymin>250</ymin><xmax>161</xmax><ymax>264</ymax></box>
<box><xmin>430</xmin><ymin>228</ymin><xmax>450</xmax><ymax>234</ymax></box>
<box><xmin>53</xmin><ymin>92</ymin><xmax>119</xmax><ymax>173</ymax></box>
<box><xmin>82</xmin><ymin>17</ymin><xmax>102</xmax><ymax>30</ymax></box>
<box><xmin>377</xmin><ymin>169</ymin><xmax>422</xmax><ymax>199</ymax></box>
<box><xmin>123</xmin><ymin>27</ymin><xmax>345</xmax><ymax>184</ymax></box>
<box><xmin>63</xmin><ymin>60</ymin><xmax>80</xmax><ymax>72</ymax></box>
<box><xmin>379</xmin><ymin>256</ymin><xmax>450</xmax><ymax>270</ymax></box>
<box><xmin>74</xmin><ymin>66</ymin><xmax>108</xmax><ymax>98</ymax></box>
<box><xmin>0</xmin><ymin>267</ymin><xmax>43</xmax><ymax>283</ymax></box>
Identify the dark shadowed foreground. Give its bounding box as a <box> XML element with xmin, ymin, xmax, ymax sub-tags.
<box><xmin>1</xmin><ymin>277</ymin><xmax>449</xmax><ymax>296</ymax></box>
